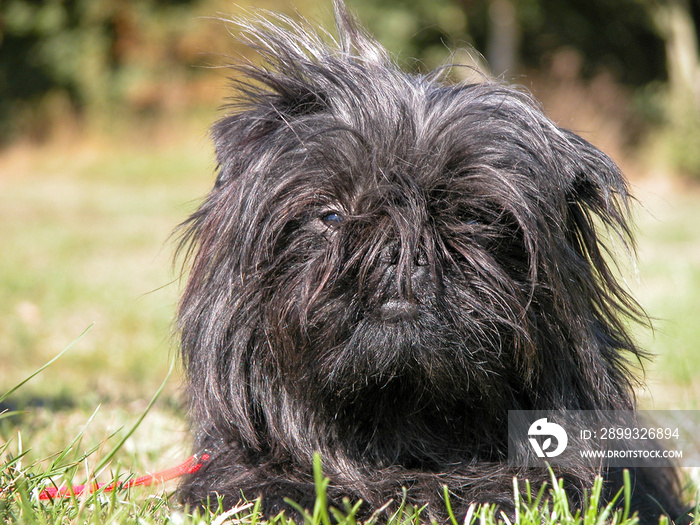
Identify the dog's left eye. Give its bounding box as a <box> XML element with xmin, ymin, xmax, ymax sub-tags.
<box><xmin>321</xmin><ymin>212</ymin><xmax>344</xmax><ymax>228</ymax></box>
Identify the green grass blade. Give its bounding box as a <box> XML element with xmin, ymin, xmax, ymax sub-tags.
<box><xmin>442</xmin><ymin>485</ymin><xmax>460</xmax><ymax>525</ymax></box>
<box><xmin>0</xmin><ymin>324</ymin><xmax>93</xmax><ymax>405</ymax></box>
<box><xmin>622</xmin><ymin>469</ymin><xmax>631</xmax><ymax>522</ymax></box>
<box><xmin>92</xmin><ymin>360</ymin><xmax>174</xmax><ymax>476</ymax></box>
<box><xmin>312</xmin><ymin>452</ymin><xmax>332</xmax><ymax>525</ymax></box>
<box><xmin>47</xmin><ymin>405</ymin><xmax>102</xmax><ymax>472</ymax></box>
<box><xmin>0</xmin><ymin>410</ymin><xmax>22</xmax><ymax>421</ymax></box>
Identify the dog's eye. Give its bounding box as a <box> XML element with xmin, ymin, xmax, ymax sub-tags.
<box><xmin>321</xmin><ymin>212</ymin><xmax>344</xmax><ymax>228</ymax></box>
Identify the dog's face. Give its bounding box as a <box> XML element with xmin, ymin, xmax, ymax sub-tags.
<box><xmin>178</xmin><ymin>5</ymin><xmax>640</xmax><ymax>441</ymax></box>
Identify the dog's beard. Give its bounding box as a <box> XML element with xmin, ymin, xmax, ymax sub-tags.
<box><xmin>288</xmin><ymin>274</ymin><xmax>522</xmax><ymax>398</ymax></box>
<box><xmin>259</xmin><ymin>263</ymin><xmax>520</xmax><ymax>463</ymax></box>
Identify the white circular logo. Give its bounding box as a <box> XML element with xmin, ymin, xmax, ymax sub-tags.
<box><xmin>528</xmin><ymin>417</ymin><xmax>568</xmax><ymax>458</ymax></box>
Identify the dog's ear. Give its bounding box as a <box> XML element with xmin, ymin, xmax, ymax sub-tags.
<box><xmin>210</xmin><ymin>75</ymin><xmax>328</xmax><ymax>188</ymax></box>
<box><xmin>556</xmin><ymin>130</ymin><xmax>634</xmax><ymax>264</ymax></box>
<box><xmin>548</xmin><ymin>129</ymin><xmax>646</xmax><ymax>355</ymax></box>
<box><xmin>210</xmin><ymin>74</ymin><xmax>330</xmax><ymax>188</ymax></box>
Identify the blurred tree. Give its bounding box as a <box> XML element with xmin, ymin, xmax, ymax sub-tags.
<box><xmin>0</xmin><ymin>0</ymin><xmax>208</xmax><ymax>141</ymax></box>
<box><xmin>485</xmin><ymin>0</ymin><xmax>519</xmax><ymax>77</ymax></box>
<box><xmin>473</xmin><ymin>0</ymin><xmax>668</xmax><ymax>85</ymax></box>
<box><xmin>346</xmin><ymin>0</ymin><xmax>671</xmax><ymax>86</ymax></box>
<box><xmin>656</xmin><ymin>0</ymin><xmax>699</xmax><ymax>104</ymax></box>
<box><xmin>1</xmin><ymin>0</ymin><xmax>698</xmax><ymax>148</ymax></box>
<box><xmin>651</xmin><ymin>0</ymin><xmax>700</xmax><ymax>175</ymax></box>
<box><xmin>349</xmin><ymin>0</ymin><xmax>469</xmax><ymax>71</ymax></box>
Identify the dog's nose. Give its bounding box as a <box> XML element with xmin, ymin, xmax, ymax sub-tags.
<box><xmin>378</xmin><ymin>241</ymin><xmax>432</xmax><ymax>315</ymax></box>
<box><xmin>380</xmin><ymin>242</ymin><xmax>429</xmax><ymax>269</ymax></box>
<box><xmin>414</xmin><ymin>246</ymin><xmax>429</xmax><ymax>267</ymax></box>
<box><xmin>380</xmin><ymin>297</ymin><xmax>419</xmax><ymax>321</ymax></box>
<box><xmin>408</xmin><ymin>260</ymin><xmax>431</xmax><ymax>304</ymax></box>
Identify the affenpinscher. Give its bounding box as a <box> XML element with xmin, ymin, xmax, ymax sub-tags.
<box><xmin>176</xmin><ymin>2</ymin><xmax>684</xmax><ymax>522</ymax></box>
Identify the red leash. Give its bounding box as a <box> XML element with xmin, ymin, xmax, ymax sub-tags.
<box><xmin>39</xmin><ymin>452</ymin><xmax>210</xmax><ymax>500</ymax></box>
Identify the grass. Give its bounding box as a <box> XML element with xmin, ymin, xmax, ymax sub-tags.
<box><xmin>1</xmin><ymin>132</ymin><xmax>699</xmax><ymax>523</ymax></box>
<box><xmin>628</xmin><ymin>179</ymin><xmax>700</xmax><ymax>408</ymax></box>
<box><xmin>0</xmin><ymin>136</ymin><xmax>213</xmax><ymax>403</ymax></box>
<box><xmin>4</xmin><ymin>350</ymin><xmax>691</xmax><ymax>525</ymax></box>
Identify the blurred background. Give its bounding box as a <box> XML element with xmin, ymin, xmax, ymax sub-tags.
<box><xmin>1</xmin><ymin>0</ymin><xmax>699</xmax><ymax>441</ymax></box>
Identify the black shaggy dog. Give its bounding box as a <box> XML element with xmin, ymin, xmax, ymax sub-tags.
<box><xmin>176</xmin><ymin>2</ymin><xmax>684</xmax><ymax>522</ymax></box>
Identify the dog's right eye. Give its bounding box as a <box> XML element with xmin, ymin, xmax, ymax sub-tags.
<box><xmin>321</xmin><ymin>212</ymin><xmax>344</xmax><ymax>228</ymax></box>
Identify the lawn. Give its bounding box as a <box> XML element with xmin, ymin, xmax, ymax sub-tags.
<box><xmin>1</xmin><ymin>132</ymin><xmax>699</xmax><ymax>522</ymax></box>
<box><xmin>630</xmin><ymin>177</ymin><xmax>700</xmax><ymax>409</ymax></box>
<box><xmin>0</xmin><ymin>138</ymin><xmax>212</xmax><ymax>402</ymax></box>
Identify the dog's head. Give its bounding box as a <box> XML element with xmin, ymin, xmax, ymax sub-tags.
<box><xmin>178</xmin><ymin>2</ymin><xmax>642</xmax><ymax>442</ymax></box>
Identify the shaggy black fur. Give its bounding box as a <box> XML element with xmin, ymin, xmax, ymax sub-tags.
<box><xmin>176</xmin><ymin>2</ymin><xmax>684</xmax><ymax>522</ymax></box>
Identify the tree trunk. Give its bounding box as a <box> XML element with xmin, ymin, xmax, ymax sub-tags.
<box><xmin>486</xmin><ymin>0</ymin><xmax>519</xmax><ymax>78</ymax></box>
